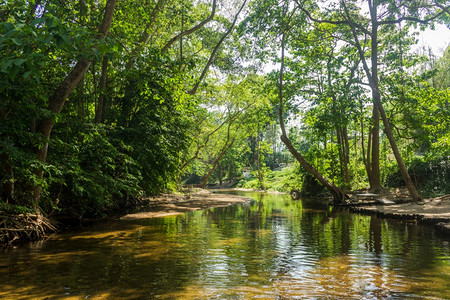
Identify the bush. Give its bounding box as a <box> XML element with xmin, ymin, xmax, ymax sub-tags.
<box><xmin>384</xmin><ymin>155</ymin><xmax>450</xmax><ymax>196</ymax></box>
<box><xmin>46</xmin><ymin>124</ymin><xmax>143</xmax><ymax>218</ymax></box>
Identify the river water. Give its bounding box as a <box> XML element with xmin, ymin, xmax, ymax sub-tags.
<box><xmin>0</xmin><ymin>191</ymin><xmax>449</xmax><ymax>299</ymax></box>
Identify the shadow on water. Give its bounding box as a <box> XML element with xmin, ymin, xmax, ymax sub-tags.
<box><xmin>0</xmin><ymin>191</ymin><xmax>449</xmax><ymax>299</ymax></box>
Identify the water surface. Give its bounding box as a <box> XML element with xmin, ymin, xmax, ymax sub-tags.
<box><xmin>1</xmin><ymin>191</ymin><xmax>449</xmax><ymax>299</ymax></box>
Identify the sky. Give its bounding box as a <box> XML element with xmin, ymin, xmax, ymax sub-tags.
<box><xmin>416</xmin><ymin>24</ymin><xmax>450</xmax><ymax>56</ymax></box>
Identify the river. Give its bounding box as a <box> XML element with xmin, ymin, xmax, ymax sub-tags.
<box><xmin>0</xmin><ymin>190</ymin><xmax>449</xmax><ymax>299</ymax></box>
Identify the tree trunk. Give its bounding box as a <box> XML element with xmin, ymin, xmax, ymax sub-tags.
<box><xmin>1</xmin><ymin>152</ymin><xmax>14</xmax><ymax>203</ymax></box>
<box><xmin>32</xmin><ymin>0</ymin><xmax>117</xmax><ymax>206</ymax></box>
<box><xmin>256</xmin><ymin>128</ymin><xmax>265</xmax><ymax>190</ymax></box>
<box><xmin>361</xmin><ymin>119</ymin><xmax>372</xmax><ymax>184</ymax></box>
<box><xmin>336</xmin><ymin>128</ymin><xmax>344</xmax><ymax>181</ymax></box>
<box><xmin>281</xmin><ymin>136</ymin><xmax>348</xmax><ymax>203</ymax></box>
<box><xmin>95</xmin><ymin>55</ymin><xmax>109</xmax><ymax>123</ymax></box>
<box><xmin>336</xmin><ymin>127</ymin><xmax>350</xmax><ymax>188</ymax></box>
<box><xmin>218</xmin><ymin>166</ymin><xmax>223</xmax><ymax>186</ymax></box>
<box><xmin>370</xmin><ymin>105</ymin><xmax>381</xmax><ymax>191</ymax></box>
<box><xmin>343</xmin><ymin>126</ymin><xmax>350</xmax><ymax>185</ymax></box>
<box><xmin>346</xmin><ymin>0</ymin><xmax>421</xmax><ymax>201</ymax></box>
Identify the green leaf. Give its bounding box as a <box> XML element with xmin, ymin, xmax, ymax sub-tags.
<box><xmin>14</xmin><ymin>58</ymin><xmax>27</xmax><ymax>66</ymax></box>
<box><xmin>8</xmin><ymin>66</ymin><xmax>19</xmax><ymax>80</ymax></box>
<box><xmin>61</xmin><ymin>34</ymin><xmax>71</xmax><ymax>45</ymax></box>
<box><xmin>30</xmin><ymin>17</ymin><xmax>45</xmax><ymax>27</ymax></box>
<box><xmin>2</xmin><ymin>22</ymin><xmax>14</xmax><ymax>32</ymax></box>
<box><xmin>1</xmin><ymin>60</ymin><xmax>13</xmax><ymax>72</ymax></box>
<box><xmin>4</xmin><ymin>29</ymin><xmax>16</xmax><ymax>39</ymax></box>
<box><xmin>11</xmin><ymin>38</ymin><xmax>22</xmax><ymax>46</ymax></box>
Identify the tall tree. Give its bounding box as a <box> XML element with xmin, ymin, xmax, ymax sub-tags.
<box><xmin>32</xmin><ymin>0</ymin><xmax>117</xmax><ymax>206</ymax></box>
<box><xmin>297</xmin><ymin>0</ymin><xmax>449</xmax><ymax>201</ymax></box>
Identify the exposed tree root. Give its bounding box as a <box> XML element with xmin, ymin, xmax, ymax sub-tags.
<box><xmin>0</xmin><ymin>212</ymin><xmax>57</xmax><ymax>246</ymax></box>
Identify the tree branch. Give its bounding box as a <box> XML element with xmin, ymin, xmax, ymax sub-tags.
<box><xmin>187</xmin><ymin>0</ymin><xmax>247</xmax><ymax>95</ymax></box>
<box><xmin>378</xmin><ymin>7</ymin><xmax>449</xmax><ymax>25</ymax></box>
<box><xmin>293</xmin><ymin>0</ymin><xmax>372</xmax><ymax>36</ymax></box>
<box><xmin>341</xmin><ymin>0</ymin><xmax>373</xmax><ymax>86</ymax></box>
<box><xmin>126</xmin><ymin>0</ymin><xmax>165</xmax><ymax>69</ymax></box>
<box><xmin>162</xmin><ymin>0</ymin><xmax>217</xmax><ymax>54</ymax></box>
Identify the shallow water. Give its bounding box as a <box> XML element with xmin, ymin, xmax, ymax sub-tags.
<box><xmin>0</xmin><ymin>191</ymin><xmax>449</xmax><ymax>299</ymax></box>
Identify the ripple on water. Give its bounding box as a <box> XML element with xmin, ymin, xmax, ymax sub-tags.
<box><xmin>0</xmin><ymin>191</ymin><xmax>449</xmax><ymax>299</ymax></box>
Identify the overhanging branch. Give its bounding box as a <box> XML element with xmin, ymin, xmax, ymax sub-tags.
<box><xmin>187</xmin><ymin>0</ymin><xmax>247</xmax><ymax>95</ymax></box>
<box><xmin>162</xmin><ymin>0</ymin><xmax>217</xmax><ymax>54</ymax></box>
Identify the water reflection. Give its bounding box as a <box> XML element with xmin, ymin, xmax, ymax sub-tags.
<box><xmin>0</xmin><ymin>191</ymin><xmax>449</xmax><ymax>299</ymax></box>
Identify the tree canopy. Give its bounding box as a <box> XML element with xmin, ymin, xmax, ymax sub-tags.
<box><xmin>1</xmin><ymin>0</ymin><xmax>449</xmax><ymax>218</ymax></box>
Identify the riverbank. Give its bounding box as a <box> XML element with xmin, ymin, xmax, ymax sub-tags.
<box><xmin>0</xmin><ymin>211</ymin><xmax>56</xmax><ymax>246</ymax></box>
<box><xmin>2</xmin><ymin>188</ymin><xmax>448</xmax><ymax>246</ymax></box>
<box><xmin>348</xmin><ymin>193</ymin><xmax>450</xmax><ymax>235</ymax></box>
<box><xmin>0</xmin><ymin>189</ymin><xmax>251</xmax><ymax>246</ymax></box>
<box><xmin>122</xmin><ymin>188</ymin><xmax>252</xmax><ymax>220</ymax></box>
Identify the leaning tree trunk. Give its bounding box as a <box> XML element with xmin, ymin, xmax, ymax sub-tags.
<box><xmin>32</xmin><ymin>0</ymin><xmax>117</xmax><ymax>206</ymax></box>
<box><xmin>374</xmin><ymin>95</ymin><xmax>422</xmax><ymax>201</ymax></box>
<box><xmin>368</xmin><ymin>1</ymin><xmax>420</xmax><ymax>201</ymax></box>
<box><xmin>280</xmin><ymin>135</ymin><xmax>348</xmax><ymax>203</ymax></box>
<box><xmin>278</xmin><ymin>31</ymin><xmax>347</xmax><ymax>204</ymax></box>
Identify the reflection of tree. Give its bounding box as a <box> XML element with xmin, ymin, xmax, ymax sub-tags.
<box><xmin>1</xmin><ymin>192</ymin><xmax>449</xmax><ymax>298</ymax></box>
<box><xmin>369</xmin><ymin>216</ymin><xmax>382</xmax><ymax>255</ymax></box>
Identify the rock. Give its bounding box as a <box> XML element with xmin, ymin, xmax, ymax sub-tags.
<box><xmin>375</xmin><ymin>198</ymin><xmax>395</xmax><ymax>205</ymax></box>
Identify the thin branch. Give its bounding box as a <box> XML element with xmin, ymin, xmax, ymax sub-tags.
<box><xmin>341</xmin><ymin>0</ymin><xmax>373</xmax><ymax>86</ymax></box>
<box><xmin>126</xmin><ymin>0</ymin><xmax>165</xmax><ymax>69</ymax></box>
<box><xmin>162</xmin><ymin>0</ymin><xmax>217</xmax><ymax>54</ymax></box>
<box><xmin>293</xmin><ymin>0</ymin><xmax>372</xmax><ymax>36</ymax></box>
<box><xmin>187</xmin><ymin>0</ymin><xmax>247</xmax><ymax>95</ymax></box>
<box><xmin>378</xmin><ymin>10</ymin><xmax>448</xmax><ymax>25</ymax></box>
<box><xmin>378</xmin><ymin>4</ymin><xmax>449</xmax><ymax>25</ymax></box>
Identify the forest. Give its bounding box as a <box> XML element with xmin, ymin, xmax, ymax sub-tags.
<box><xmin>0</xmin><ymin>0</ymin><xmax>449</xmax><ymax>239</ymax></box>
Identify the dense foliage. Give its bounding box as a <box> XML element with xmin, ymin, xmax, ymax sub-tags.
<box><xmin>0</xmin><ymin>0</ymin><xmax>449</xmax><ymax>219</ymax></box>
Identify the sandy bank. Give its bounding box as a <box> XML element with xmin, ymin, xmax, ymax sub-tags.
<box><xmin>349</xmin><ymin>194</ymin><xmax>450</xmax><ymax>235</ymax></box>
<box><xmin>122</xmin><ymin>189</ymin><xmax>251</xmax><ymax>220</ymax></box>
